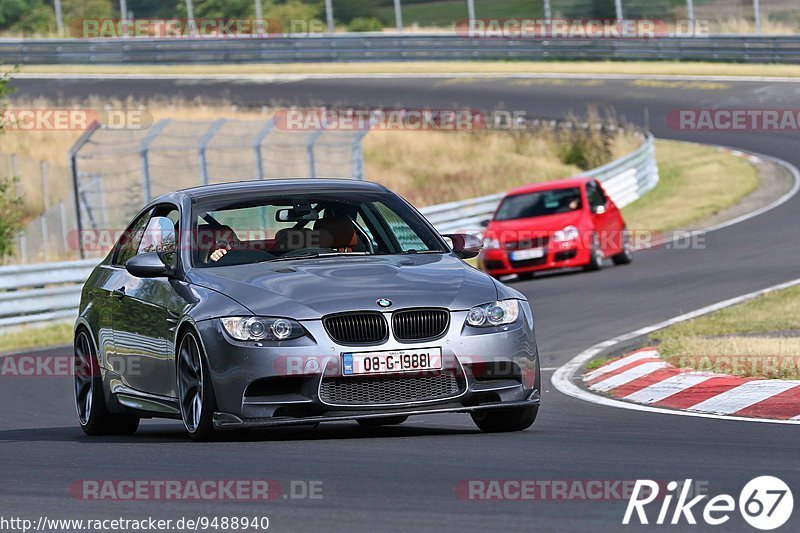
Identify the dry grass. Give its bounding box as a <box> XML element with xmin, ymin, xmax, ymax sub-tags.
<box><xmin>4</xmin><ymin>99</ymin><xmax>640</xmax><ymax>213</ymax></box>
<box><xmin>363</xmin><ymin>129</ymin><xmax>584</xmax><ymax>207</ymax></box>
<box><xmin>0</xmin><ymin>321</ymin><xmax>73</xmax><ymax>354</ymax></box>
<box><xmin>17</xmin><ymin>61</ymin><xmax>800</xmax><ymax>78</ymax></box>
<box><xmin>622</xmin><ymin>140</ymin><xmax>758</xmax><ymax>232</ymax></box>
<box><xmin>654</xmin><ymin>285</ymin><xmax>800</xmax><ymax>379</ymax></box>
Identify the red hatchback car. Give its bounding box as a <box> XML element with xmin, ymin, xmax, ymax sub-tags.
<box><xmin>478</xmin><ymin>177</ymin><xmax>632</xmax><ymax>279</ymax></box>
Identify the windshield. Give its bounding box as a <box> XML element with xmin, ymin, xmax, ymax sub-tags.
<box><xmin>494</xmin><ymin>187</ymin><xmax>582</xmax><ymax>221</ymax></box>
<box><xmin>192</xmin><ymin>190</ymin><xmax>447</xmax><ymax>268</ymax></box>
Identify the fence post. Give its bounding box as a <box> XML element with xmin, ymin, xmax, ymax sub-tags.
<box><xmin>54</xmin><ymin>0</ymin><xmax>64</xmax><ymax>37</ymax></box>
<box><xmin>543</xmin><ymin>0</ymin><xmax>551</xmax><ymax>22</ymax></box>
<box><xmin>393</xmin><ymin>0</ymin><xmax>403</xmax><ymax>31</ymax></box>
<box><xmin>253</xmin><ymin>118</ymin><xmax>276</xmax><ymax>180</ymax></box>
<box><xmin>753</xmin><ymin>0</ymin><xmax>761</xmax><ymax>34</ymax></box>
<box><xmin>324</xmin><ymin>0</ymin><xmax>334</xmax><ymax>34</ymax></box>
<box><xmin>140</xmin><ymin>118</ymin><xmax>170</xmax><ymax>203</ymax></box>
<box><xmin>59</xmin><ymin>200</ymin><xmax>70</xmax><ymax>259</ymax></box>
<box><xmin>614</xmin><ymin>0</ymin><xmax>624</xmax><ymax>20</ymax></box>
<box><xmin>68</xmin><ymin>121</ymin><xmax>101</xmax><ymax>259</ymax></box>
<box><xmin>306</xmin><ymin>130</ymin><xmax>324</xmax><ymax>178</ymax></box>
<box><xmin>40</xmin><ymin>161</ymin><xmax>50</xmax><ymax>262</ymax></box>
<box><xmin>18</xmin><ymin>231</ymin><xmax>27</xmax><ymax>264</ymax></box>
<box><xmin>198</xmin><ymin>119</ymin><xmax>226</xmax><ymax>186</ymax></box>
<box><xmin>352</xmin><ymin>128</ymin><xmax>370</xmax><ymax>180</ymax></box>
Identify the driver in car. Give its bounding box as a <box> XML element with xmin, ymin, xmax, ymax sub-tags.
<box><xmin>208</xmin><ymin>216</ymin><xmax>359</xmax><ymax>263</ymax></box>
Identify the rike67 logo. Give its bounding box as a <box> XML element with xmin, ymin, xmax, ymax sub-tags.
<box><xmin>624</xmin><ymin>477</ymin><xmax>793</xmax><ymax>530</ymax></box>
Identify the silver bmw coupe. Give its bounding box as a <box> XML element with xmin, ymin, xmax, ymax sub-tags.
<box><xmin>74</xmin><ymin>179</ymin><xmax>541</xmax><ymax>440</ymax></box>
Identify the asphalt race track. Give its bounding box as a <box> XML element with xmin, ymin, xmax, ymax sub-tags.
<box><xmin>3</xmin><ymin>74</ymin><xmax>800</xmax><ymax>532</ymax></box>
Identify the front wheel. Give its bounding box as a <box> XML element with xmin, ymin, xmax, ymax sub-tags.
<box><xmin>612</xmin><ymin>229</ymin><xmax>633</xmax><ymax>265</ymax></box>
<box><xmin>471</xmin><ymin>406</ymin><xmax>538</xmax><ymax>433</ymax></box>
<box><xmin>74</xmin><ymin>330</ymin><xmax>139</xmax><ymax>436</ymax></box>
<box><xmin>178</xmin><ymin>331</ymin><xmax>217</xmax><ymax>441</ymax></box>
<box><xmin>583</xmin><ymin>233</ymin><xmax>604</xmax><ymax>272</ymax></box>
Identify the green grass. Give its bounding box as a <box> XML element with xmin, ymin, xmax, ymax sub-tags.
<box><xmin>376</xmin><ymin>0</ymin><xmax>543</xmax><ymax>27</ymax></box>
<box><xmin>586</xmin><ymin>356</ymin><xmax>616</xmax><ymax>372</ymax></box>
<box><xmin>622</xmin><ymin>140</ymin><xmax>759</xmax><ymax>232</ymax></box>
<box><xmin>0</xmin><ymin>322</ymin><xmax>73</xmax><ymax>354</ymax></box>
<box><xmin>652</xmin><ymin>285</ymin><xmax>800</xmax><ymax>379</ymax></box>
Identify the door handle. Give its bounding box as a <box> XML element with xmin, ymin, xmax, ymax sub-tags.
<box><xmin>112</xmin><ymin>287</ymin><xmax>126</xmax><ymax>299</ymax></box>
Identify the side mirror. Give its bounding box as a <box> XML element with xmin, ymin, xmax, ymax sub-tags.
<box><xmin>126</xmin><ymin>252</ymin><xmax>172</xmax><ymax>278</ymax></box>
<box><xmin>444</xmin><ymin>233</ymin><xmax>483</xmax><ymax>260</ymax></box>
<box><xmin>479</xmin><ymin>219</ymin><xmax>490</xmax><ymax>228</ymax></box>
<box><xmin>593</xmin><ymin>204</ymin><xmax>607</xmax><ymax>215</ymax></box>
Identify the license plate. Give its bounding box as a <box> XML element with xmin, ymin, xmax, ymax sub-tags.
<box><xmin>511</xmin><ymin>248</ymin><xmax>545</xmax><ymax>261</ymax></box>
<box><xmin>342</xmin><ymin>348</ymin><xmax>443</xmax><ymax>376</ymax></box>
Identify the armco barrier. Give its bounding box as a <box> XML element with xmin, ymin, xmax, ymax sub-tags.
<box><xmin>421</xmin><ymin>133</ymin><xmax>658</xmax><ymax>234</ymax></box>
<box><xmin>0</xmin><ymin>133</ymin><xmax>657</xmax><ymax>331</ymax></box>
<box><xmin>0</xmin><ymin>259</ymin><xmax>96</xmax><ymax>330</ymax></box>
<box><xmin>1</xmin><ymin>34</ymin><xmax>800</xmax><ymax>64</ymax></box>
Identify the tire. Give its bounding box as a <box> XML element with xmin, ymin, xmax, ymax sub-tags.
<box><xmin>471</xmin><ymin>406</ymin><xmax>538</xmax><ymax>433</ymax></box>
<box><xmin>357</xmin><ymin>416</ymin><xmax>408</xmax><ymax>427</ymax></box>
<box><xmin>177</xmin><ymin>330</ymin><xmax>218</xmax><ymax>442</ymax></box>
<box><xmin>74</xmin><ymin>330</ymin><xmax>139</xmax><ymax>436</ymax></box>
<box><xmin>612</xmin><ymin>229</ymin><xmax>633</xmax><ymax>265</ymax></box>
<box><xmin>583</xmin><ymin>233</ymin><xmax>604</xmax><ymax>272</ymax></box>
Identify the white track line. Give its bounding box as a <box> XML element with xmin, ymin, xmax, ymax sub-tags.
<box><xmin>552</xmin><ymin>148</ymin><xmax>800</xmax><ymax>425</ymax></box>
<box><xmin>688</xmin><ymin>381</ymin><xmax>800</xmax><ymax>415</ymax></box>
<box><xmin>591</xmin><ymin>361</ymin><xmax>669</xmax><ymax>392</ymax></box>
<box><xmin>10</xmin><ymin>72</ymin><xmax>800</xmax><ymax>83</ymax></box>
<box><xmin>583</xmin><ymin>349</ymin><xmax>659</xmax><ymax>382</ymax></box>
<box><xmin>623</xmin><ymin>373</ymin><xmax>714</xmax><ymax>404</ymax></box>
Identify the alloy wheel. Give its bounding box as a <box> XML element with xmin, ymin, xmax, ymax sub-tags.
<box><xmin>73</xmin><ymin>332</ymin><xmax>94</xmax><ymax>426</ymax></box>
<box><xmin>178</xmin><ymin>334</ymin><xmax>204</xmax><ymax>433</ymax></box>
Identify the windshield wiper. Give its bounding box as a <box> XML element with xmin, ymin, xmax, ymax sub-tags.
<box><xmin>261</xmin><ymin>252</ymin><xmax>368</xmax><ymax>264</ymax></box>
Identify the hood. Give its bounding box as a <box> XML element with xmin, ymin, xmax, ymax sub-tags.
<box><xmin>186</xmin><ymin>254</ymin><xmax>498</xmax><ymax>320</ymax></box>
<box><xmin>487</xmin><ymin>210</ymin><xmax>586</xmax><ymax>241</ymax></box>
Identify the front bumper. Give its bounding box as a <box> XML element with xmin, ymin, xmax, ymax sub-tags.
<box><xmin>480</xmin><ymin>243</ymin><xmax>590</xmax><ymax>276</ymax></box>
<box><xmin>195</xmin><ymin>308</ymin><xmax>540</xmax><ymax>430</ymax></box>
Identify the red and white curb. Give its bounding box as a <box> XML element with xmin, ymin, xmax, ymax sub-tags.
<box><xmin>584</xmin><ymin>348</ymin><xmax>800</xmax><ymax>421</ymax></box>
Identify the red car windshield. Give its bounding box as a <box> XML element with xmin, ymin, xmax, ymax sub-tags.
<box><xmin>494</xmin><ymin>187</ymin><xmax>582</xmax><ymax>221</ymax></box>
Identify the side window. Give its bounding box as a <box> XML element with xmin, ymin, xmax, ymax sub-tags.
<box><xmin>114</xmin><ymin>209</ymin><xmax>153</xmax><ymax>266</ymax></box>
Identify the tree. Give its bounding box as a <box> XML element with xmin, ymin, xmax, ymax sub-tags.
<box><xmin>0</xmin><ymin>70</ymin><xmax>24</xmax><ymax>260</ymax></box>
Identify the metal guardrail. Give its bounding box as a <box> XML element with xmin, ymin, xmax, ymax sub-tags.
<box><xmin>421</xmin><ymin>133</ymin><xmax>658</xmax><ymax>234</ymax></box>
<box><xmin>0</xmin><ymin>259</ymin><xmax>96</xmax><ymax>329</ymax></box>
<box><xmin>0</xmin><ymin>133</ymin><xmax>657</xmax><ymax>331</ymax></box>
<box><xmin>2</xmin><ymin>34</ymin><xmax>800</xmax><ymax>64</ymax></box>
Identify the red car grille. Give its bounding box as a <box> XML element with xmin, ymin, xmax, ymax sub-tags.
<box><xmin>504</xmin><ymin>236</ymin><xmax>549</xmax><ymax>250</ymax></box>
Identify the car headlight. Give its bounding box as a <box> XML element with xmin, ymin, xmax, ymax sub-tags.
<box><xmin>221</xmin><ymin>317</ymin><xmax>304</xmax><ymax>341</ymax></box>
<box><xmin>553</xmin><ymin>225</ymin><xmax>579</xmax><ymax>242</ymax></box>
<box><xmin>466</xmin><ymin>300</ymin><xmax>520</xmax><ymax>327</ymax></box>
<box><xmin>483</xmin><ymin>237</ymin><xmax>501</xmax><ymax>250</ymax></box>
